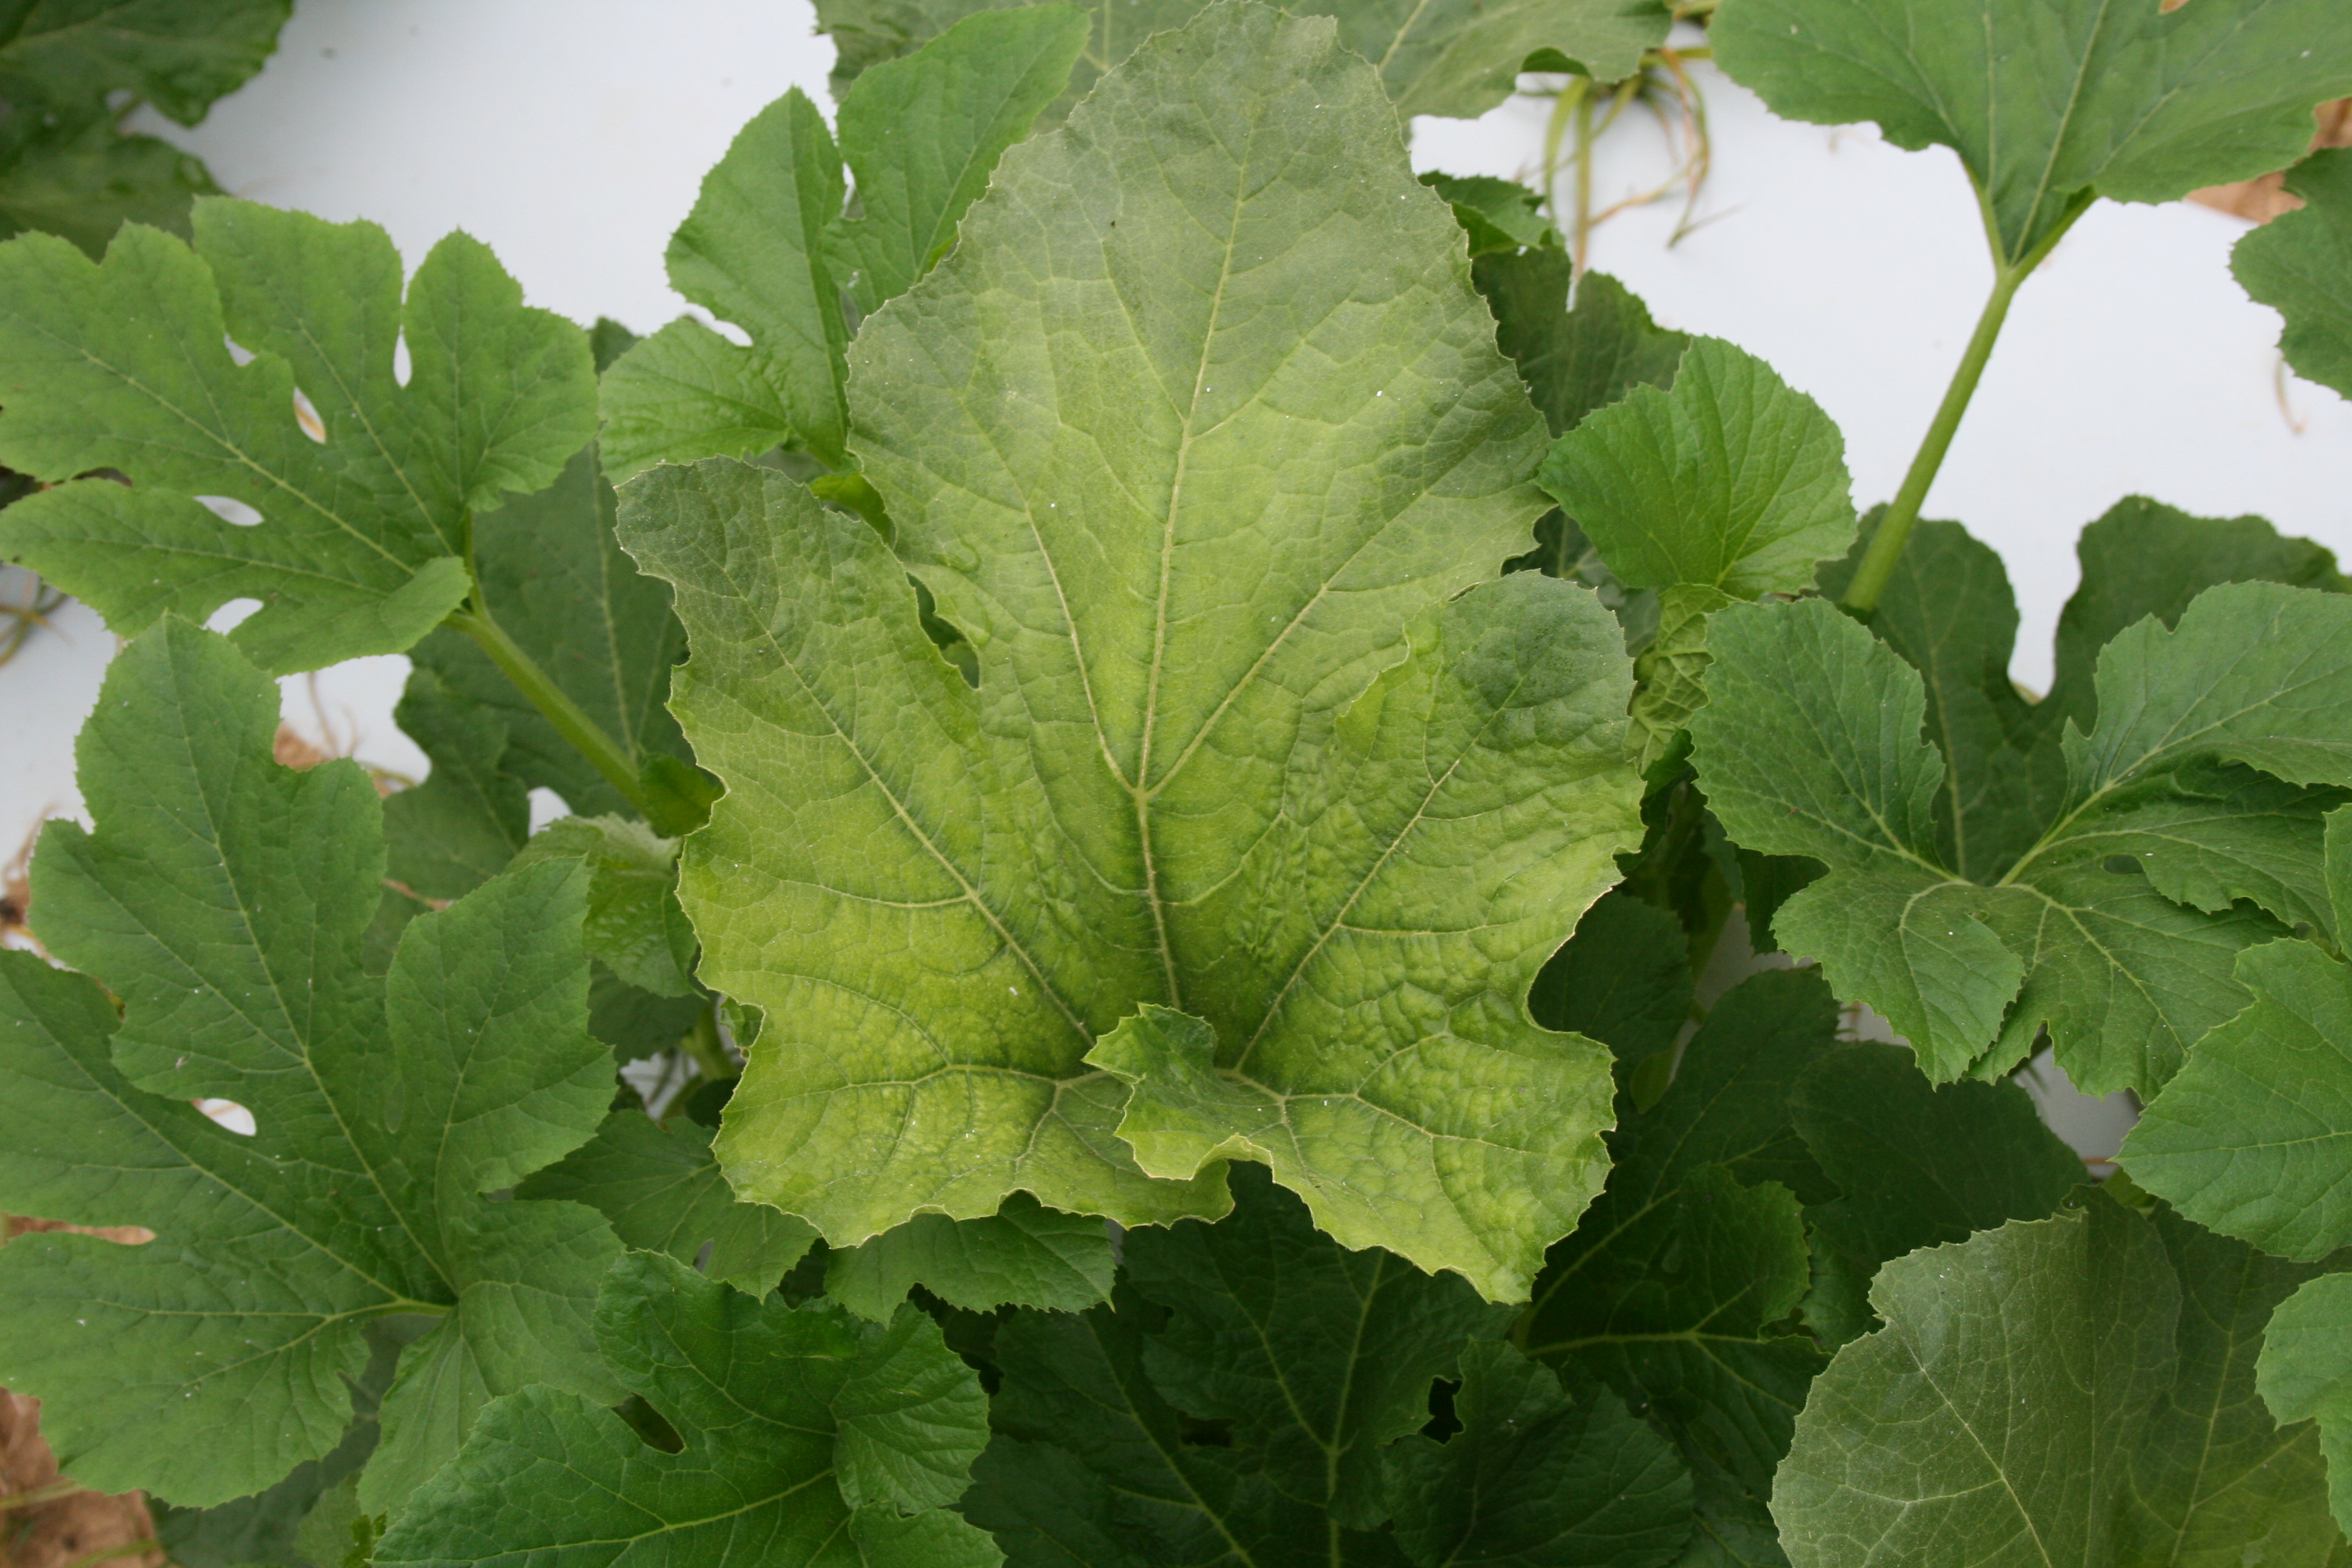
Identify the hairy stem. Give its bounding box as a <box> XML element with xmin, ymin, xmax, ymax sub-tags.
<box><xmin>448</xmin><ymin>604</ymin><xmax>651</xmax><ymax>818</ymax></box>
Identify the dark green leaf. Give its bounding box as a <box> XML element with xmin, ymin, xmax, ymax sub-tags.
<box><xmin>825</xmin><ymin>1192</ymin><xmax>1116</xmax><ymax>1321</ymax></box>
<box><xmin>373</xmin><ymin>1250</ymin><xmax>996</xmax><ymax>1567</ymax></box>
<box><xmin>812</xmin><ymin>0</ymin><xmax>1671</xmax><ymax>125</ymax></box>
<box><xmin>1423</xmin><ymin>171</ymin><xmax>1557</xmax><ymax>257</ymax></box>
<box><xmin>513</xmin><ymin>815</ymin><xmax>697</xmax><ymax>997</ymax></box>
<box><xmin>0</xmin><ymin>201</ymin><xmax>596</xmax><ymax>673</ymax></box>
<box><xmin>516</xmin><ymin>1109</ymin><xmax>818</xmax><ymax>1297</ymax></box>
<box><xmin>2236</xmin><ymin>147</ymin><xmax>2352</xmax><ymax>403</ymax></box>
<box><xmin>1713</xmin><ymin>0</ymin><xmax>2352</xmax><ymax>267</ymax></box>
<box><xmin>964</xmin><ymin>1165</ymin><xmax>1518</xmax><ymax>1566</ymax></box>
<box><xmin>1526</xmin><ymin>887</ymin><xmax>1693</xmax><ymax>1071</ymax></box>
<box><xmin>0</xmin><ymin>0</ymin><xmax>289</xmax><ymax>125</ymax></box>
<box><xmin>0</xmin><ymin>120</ymin><xmax>217</xmax><ymax>256</ymax></box>
<box><xmin>1477</xmin><ymin>262</ymin><xmax>1690</xmax><ymax>442</ymax></box>
<box><xmin>1774</xmin><ymin>1195</ymin><xmax>2350</xmax><ymax>1565</ymax></box>
<box><xmin>380</xmin><ymin>667</ymin><xmax>528</xmax><ymax>904</ymax></box>
<box><xmin>1519</xmin><ymin>969</ymin><xmax>1841</xmax><ymax>1552</ymax></box>
<box><xmin>2258</xmin><ymin>1273</ymin><xmax>2352</xmax><ymax>1540</ymax></box>
<box><xmin>0</xmin><ymin>622</ymin><xmax>621</xmax><ymax>1511</ymax></box>
<box><xmin>405</xmin><ymin>440</ymin><xmax>691</xmax><ymax>819</ymax></box>
<box><xmin>1386</xmin><ymin>1341</ymin><xmax>1694</xmax><ymax>1568</ymax></box>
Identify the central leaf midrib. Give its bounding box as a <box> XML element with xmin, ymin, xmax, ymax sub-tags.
<box><xmin>1128</xmin><ymin>94</ymin><xmax>1261</xmax><ymax>1014</ymax></box>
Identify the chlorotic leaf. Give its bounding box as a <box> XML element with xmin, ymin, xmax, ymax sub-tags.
<box><xmin>514</xmin><ymin>815</ymin><xmax>699</xmax><ymax>997</ymax></box>
<box><xmin>604</xmin><ymin>8</ymin><xmax>1093</xmax><ymax>483</ymax></box>
<box><xmin>2258</xmin><ymin>1273</ymin><xmax>2352</xmax><ymax>1539</ymax></box>
<box><xmin>1519</xmin><ymin>969</ymin><xmax>1841</xmax><ymax>1555</ymax></box>
<box><xmin>373</xmin><ymin>1250</ymin><xmax>995</xmax><ymax>1567</ymax></box>
<box><xmin>963</xmin><ymin>1165</ymin><xmax>1543</xmax><ymax>1563</ymax></box>
<box><xmin>1713</xmin><ymin>0</ymin><xmax>2352</xmax><ymax>267</ymax></box>
<box><xmin>1385</xmin><ymin>1341</ymin><xmax>1693</xmax><ymax>1568</ymax></box>
<box><xmin>0</xmin><ymin>200</ymin><xmax>596</xmax><ymax>673</ymax></box>
<box><xmin>622</xmin><ymin>2</ymin><xmax>1641</xmax><ymax>1301</ymax></box>
<box><xmin>515</xmin><ymin>1110</ymin><xmax>820</xmax><ymax>1298</ymax></box>
<box><xmin>2123</xmin><ymin>933</ymin><xmax>2352</xmax><ymax>1264</ymax></box>
<box><xmin>813</xmin><ymin>0</ymin><xmax>1671</xmax><ymax>124</ymax></box>
<box><xmin>1774</xmin><ymin>1196</ymin><xmax>2350</xmax><ymax>1566</ymax></box>
<box><xmin>0</xmin><ymin>621</ymin><xmax>622</xmax><ymax>1511</ymax></box>
<box><xmin>2236</xmin><ymin>147</ymin><xmax>2352</xmax><ymax>403</ymax></box>
<box><xmin>824</xmin><ymin>1192</ymin><xmax>1117</xmax><ymax>1321</ymax></box>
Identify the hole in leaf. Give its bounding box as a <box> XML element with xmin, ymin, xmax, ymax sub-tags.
<box><xmin>223</xmin><ymin>335</ymin><xmax>256</xmax><ymax>367</ymax></box>
<box><xmin>195</xmin><ymin>1098</ymin><xmax>257</xmax><ymax>1137</ymax></box>
<box><xmin>2102</xmin><ymin>854</ymin><xmax>2146</xmax><ymax>877</ymax></box>
<box><xmin>206</xmin><ymin>598</ymin><xmax>263</xmax><ymax>633</ymax></box>
<box><xmin>613</xmin><ymin>1394</ymin><xmax>684</xmax><ymax>1454</ymax></box>
<box><xmin>292</xmin><ymin>387</ymin><xmax>327</xmax><ymax>443</ymax></box>
<box><xmin>1421</xmin><ymin>1377</ymin><xmax>1463</xmax><ymax>1442</ymax></box>
<box><xmin>195</xmin><ymin>495</ymin><xmax>263</xmax><ymax>528</ymax></box>
<box><xmin>1175</xmin><ymin>1414</ymin><xmax>1234</xmax><ymax>1448</ymax></box>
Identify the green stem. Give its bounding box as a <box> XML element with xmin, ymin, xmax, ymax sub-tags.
<box><xmin>1843</xmin><ymin>202</ymin><xmax>2086</xmax><ymax>614</ymax></box>
<box><xmin>447</xmin><ymin>605</ymin><xmax>650</xmax><ymax>818</ymax></box>
<box><xmin>680</xmin><ymin>1002</ymin><xmax>734</xmax><ymax>1083</ymax></box>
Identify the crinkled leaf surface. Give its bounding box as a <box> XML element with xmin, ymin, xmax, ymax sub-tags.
<box><xmin>620</xmin><ymin>3</ymin><xmax>1640</xmax><ymax>1299</ymax></box>
<box><xmin>1692</xmin><ymin>583</ymin><xmax>2352</xmax><ymax>1093</ymax></box>
<box><xmin>0</xmin><ymin>199</ymin><xmax>596</xmax><ymax>673</ymax></box>
<box><xmin>814</xmin><ymin>0</ymin><xmax>1670</xmax><ymax>124</ymax></box>
<box><xmin>517</xmin><ymin>1110</ymin><xmax>820</xmax><ymax>1298</ymax></box>
<box><xmin>2236</xmin><ymin>147</ymin><xmax>2352</xmax><ymax>403</ymax></box>
<box><xmin>964</xmin><ymin>1166</ymin><xmax>1684</xmax><ymax>1567</ymax></box>
<box><xmin>600</xmin><ymin>8</ymin><xmax>1083</xmax><ymax>480</ymax></box>
<box><xmin>1774</xmin><ymin>1197</ymin><xmax>2351</xmax><ymax>1567</ymax></box>
<box><xmin>0</xmin><ymin>621</ymin><xmax>622</xmax><ymax>1510</ymax></box>
<box><xmin>1712</xmin><ymin>0</ymin><xmax>2352</xmax><ymax>266</ymax></box>
<box><xmin>2259</xmin><ymin>1273</ymin><xmax>2352</xmax><ymax>1539</ymax></box>
<box><xmin>1518</xmin><ymin>968</ymin><xmax>1841</xmax><ymax>1560</ymax></box>
<box><xmin>825</xmin><ymin>1192</ymin><xmax>1116</xmax><ymax>1321</ymax></box>
<box><xmin>374</xmin><ymin>1251</ymin><xmax>998</xmax><ymax>1568</ymax></box>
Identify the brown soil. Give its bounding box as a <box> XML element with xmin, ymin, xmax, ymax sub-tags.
<box><xmin>2</xmin><ymin>1220</ymin><xmax>163</xmax><ymax>1568</ymax></box>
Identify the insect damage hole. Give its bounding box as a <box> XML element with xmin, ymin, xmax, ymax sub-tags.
<box><xmin>195</xmin><ymin>495</ymin><xmax>263</xmax><ymax>528</ymax></box>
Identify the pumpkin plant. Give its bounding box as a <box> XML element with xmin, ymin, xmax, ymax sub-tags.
<box><xmin>3</xmin><ymin>1</ymin><xmax>2351</xmax><ymax>1563</ymax></box>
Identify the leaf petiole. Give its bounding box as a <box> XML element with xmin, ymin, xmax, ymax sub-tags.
<box><xmin>446</xmin><ymin>604</ymin><xmax>655</xmax><ymax>822</ymax></box>
<box><xmin>1843</xmin><ymin>194</ymin><xmax>2089</xmax><ymax>615</ymax></box>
